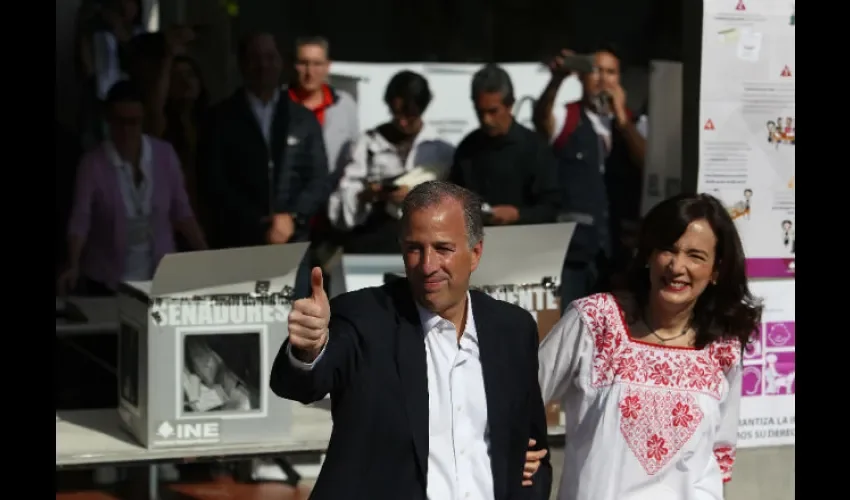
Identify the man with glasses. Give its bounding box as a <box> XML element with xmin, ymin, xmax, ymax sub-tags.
<box><xmin>328</xmin><ymin>70</ymin><xmax>454</xmax><ymax>254</ymax></box>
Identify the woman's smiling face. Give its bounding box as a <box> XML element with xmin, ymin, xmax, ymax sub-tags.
<box><xmin>647</xmin><ymin>218</ymin><xmax>718</xmax><ymax>308</ymax></box>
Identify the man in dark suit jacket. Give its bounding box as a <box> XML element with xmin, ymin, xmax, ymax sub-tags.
<box><xmin>200</xmin><ymin>32</ymin><xmax>330</xmax><ymax>250</ymax></box>
<box><xmin>271</xmin><ymin>180</ymin><xmax>552</xmax><ymax>500</ymax></box>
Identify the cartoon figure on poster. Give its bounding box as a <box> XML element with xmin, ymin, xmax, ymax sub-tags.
<box><xmin>741</xmin><ymin>365</ymin><xmax>763</xmax><ymax>396</ymax></box>
<box><xmin>725</xmin><ymin>188</ymin><xmax>752</xmax><ymax>221</ymax></box>
<box><xmin>781</xmin><ymin>220</ymin><xmax>795</xmax><ymax>254</ymax></box>
<box><xmin>181</xmin><ymin>332</ymin><xmax>262</xmax><ymax>414</ymax></box>
<box><xmin>764</xmin><ymin>353</ymin><xmax>795</xmax><ymax>395</ymax></box>
<box><xmin>767</xmin><ymin>116</ymin><xmax>795</xmax><ymax>147</ymax></box>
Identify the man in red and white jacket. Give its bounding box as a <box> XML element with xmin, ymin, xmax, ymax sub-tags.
<box><xmin>533</xmin><ymin>45</ymin><xmax>646</xmax><ymax>167</ymax></box>
<box><xmin>532</xmin><ymin>45</ymin><xmax>647</xmax><ymax>305</ymax></box>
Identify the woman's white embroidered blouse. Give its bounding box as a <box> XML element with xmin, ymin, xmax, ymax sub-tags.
<box><xmin>539</xmin><ymin>293</ymin><xmax>741</xmax><ymax>500</ymax></box>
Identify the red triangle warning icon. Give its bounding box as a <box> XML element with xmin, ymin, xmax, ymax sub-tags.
<box><xmin>736</xmin><ymin>0</ymin><xmax>746</xmax><ymax>11</ymax></box>
<box><xmin>780</xmin><ymin>65</ymin><xmax>792</xmax><ymax>77</ymax></box>
<box><xmin>704</xmin><ymin>119</ymin><xmax>715</xmax><ymax>131</ymax></box>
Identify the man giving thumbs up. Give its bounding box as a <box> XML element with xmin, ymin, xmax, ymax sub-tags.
<box><xmin>270</xmin><ymin>181</ymin><xmax>551</xmax><ymax>500</ymax></box>
<box><xmin>286</xmin><ymin>267</ymin><xmax>330</xmax><ymax>363</ymax></box>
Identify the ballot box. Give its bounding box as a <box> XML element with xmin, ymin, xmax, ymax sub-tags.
<box><xmin>471</xmin><ymin>223</ymin><xmax>576</xmax><ymax>429</ymax></box>
<box><xmin>116</xmin><ymin>243</ymin><xmax>308</xmax><ymax>448</ymax></box>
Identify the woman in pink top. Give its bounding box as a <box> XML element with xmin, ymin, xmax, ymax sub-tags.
<box><xmin>58</xmin><ymin>80</ymin><xmax>206</xmax><ymax>294</ymax></box>
<box><xmin>539</xmin><ymin>193</ymin><xmax>762</xmax><ymax>500</ymax></box>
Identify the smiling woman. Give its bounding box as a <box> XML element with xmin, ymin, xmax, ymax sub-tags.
<box><xmin>538</xmin><ymin>192</ymin><xmax>763</xmax><ymax>500</ymax></box>
<box><xmin>627</xmin><ymin>193</ymin><xmax>762</xmax><ymax>349</ymax></box>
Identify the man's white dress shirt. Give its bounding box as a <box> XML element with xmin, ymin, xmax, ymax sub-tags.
<box><xmin>288</xmin><ymin>294</ymin><xmax>495</xmax><ymax>500</ymax></box>
<box><xmin>105</xmin><ymin>136</ymin><xmax>154</xmax><ymax>281</ymax></box>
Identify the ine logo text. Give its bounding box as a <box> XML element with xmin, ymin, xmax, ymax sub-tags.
<box><xmin>154</xmin><ymin>421</ymin><xmax>221</xmax><ymax>445</ymax></box>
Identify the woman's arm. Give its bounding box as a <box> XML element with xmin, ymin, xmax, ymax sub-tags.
<box><xmin>538</xmin><ymin>303</ymin><xmax>593</xmax><ymax>403</ymax></box>
<box><xmin>694</xmin><ymin>350</ymin><xmax>742</xmax><ymax>500</ymax></box>
<box><xmin>713</xmin><ymin>359</ymin><xmax>743</xmax><ymax>483</ymax></box>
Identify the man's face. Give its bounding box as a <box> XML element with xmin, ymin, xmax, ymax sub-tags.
<box><xmin>241</xmin><ymin>35</ymin><xmax>282</xmax><ymax>93</ymax></box>
<box><xmin>401</xmin><ymin>199</ymin><xmax>482</xmax><ymax>315</ymax></box>
<box><xmin>389</xmin><ymin>97</ymin><xmax>423</xmax><ymax>137</ymax></box>
<box><xmin>474</xmin><ymin>91</ymin><xmax>513</xmax><ymax>136</ymax></box>
<box><xmin>108</xmin><ymin>101</ymin><xmax>144</xmax><ymax>154</ymax></box>
<box><xmin>294</xmin><ymin>44</ymin><xmax>330</xmax><ymax>93</ymax></box>
<box><xmin>582</xmin><ymin>50</ymin><xmax>621</xmax><ymax>99</ymax></box>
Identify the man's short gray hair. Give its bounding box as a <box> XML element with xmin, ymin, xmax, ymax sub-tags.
<box><xmin>294</xmin><ymin>36</ymin><xmax>330</xmax><ymax>57</ymax></box>
<box><xmin>400</xmin><ymin>181</ymin><xmax>484</xmax><ymax>248</ymax></box>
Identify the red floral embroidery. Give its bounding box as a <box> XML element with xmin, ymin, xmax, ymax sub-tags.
<box><xmin>685</xmin><ymin>364</ymin><xmax>708</xmax><ymax>390</ymax></box>
<box><xmin>595</xmin><ymin>330</ymin><xmax>615</xmax><ymax>352</ymax></box>
<box><xmin>572</xmin><ymin>294</ymin><xmax>741</xmax><ymax>399</ymax></box>
<box><xmin>649</xmin><ymin>362</ymin><xmax>674</xmax><ymax>385</ymax></box>
<box><xmin>646</xmin><ymin>434</ymin><xmax>669</xmax><ymax>462</ymax></box>
<box><xmin>672</xmin><ymin>402</ymin><xmax>694</xmax><ymax>427</ymax></box>
<box><xmin>710</xmin><ymin>343</ymin><xmax>738</xmax><ymax>370</ymax></box>
<box><xmin>618</xmin><ymin>356</ymin><xmax>639</xmax><ymax>381</ymax></box>
<box><xmin>620</xmin><ymin>394</ymin><xmax>641</xmax><ymax>419</ymax></box>
<box><xmin>619</xmin><ymin>387</ymin><xmax>704</xmax><ymax>475</ymax></box>
<box><xmin>714</xmin><ymin>445</ymin><xmax>736</xmax><ymax>483</ymax></box>
<box><xmin>572</xmin><ymin>294</ymin><xmax>740</xmax><ymax>476</ymax></box>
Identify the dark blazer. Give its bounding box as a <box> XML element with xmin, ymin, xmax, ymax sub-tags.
<box><xmin>271</xmin><ymin>279</ymin><xmax>552</xmax><ymax>500</ymax></box>
<box><xmin>199</xmin><ymin>88</ymin><xmax>330</xmax><ymax>249</ymax></box>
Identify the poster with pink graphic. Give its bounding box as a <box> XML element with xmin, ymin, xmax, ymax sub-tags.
<box><xmin>737</xmin><ymin>279</ymin><xmax>795</xmax><ymax>448</ymax></box>
<box><xmin>698</xmin><ymin>0</ymin><xmax>795</xmax><ymax>278</ymax></box>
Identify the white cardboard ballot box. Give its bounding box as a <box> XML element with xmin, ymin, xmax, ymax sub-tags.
<box><xmin>471</xmin><ymin>223</ymin><xmax>575</xmax><ymax>290</ymax></box>
<box><xmin>116</xmin><ymin>243</ymin><xmax>308</xmax><ymax>448</ymax></box>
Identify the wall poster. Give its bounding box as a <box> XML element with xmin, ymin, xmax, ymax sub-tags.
<box><xmin>738</xmin><ymin>279</ymin><xmax>795</xmax><ymax>448</ymax></box>
<box><xmin>699</xmin><ymin>0</ymin><xmax>795</xmax><ymax>278</ymax></box>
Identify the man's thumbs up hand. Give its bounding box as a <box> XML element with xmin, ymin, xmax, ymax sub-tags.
<box><xmin>288</xmin><ymin>267</ymin><xmax>330</xmax><ymax>362</ymax></box>
<box><xmin>309</xmin><ymin>266</ymin><xmax>326</xmax><ymax>302</ymax></box>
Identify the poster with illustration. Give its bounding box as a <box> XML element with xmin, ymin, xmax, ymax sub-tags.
<box><xmin>738</xmin><ymin>279</ymin><xmax>795</xmax><ymax>448</ymax></box>
<box><xmin>699</xmin><ymin>1</ymin><xmax>795</xmax><ymax>278</ymax></box>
